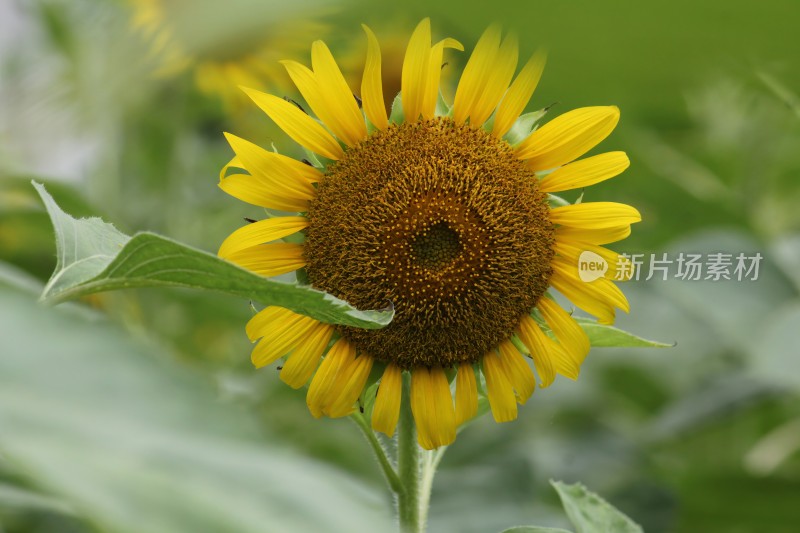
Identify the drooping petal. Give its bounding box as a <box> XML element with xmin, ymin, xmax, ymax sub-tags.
<box><xmin>241</xmin><ymin>87</ymin><xmax>344</xmax><ymax>160</ymax></box>
<box><xmin>306</xmin><ymin>337</ymin><xmax>354</xmax><ymax>418</ymax></box>
<box><xmin>549</xmin><ymin>202</ymin><xmax>641</xmax><ymax>229</ymax></box>
<box><xmin>401</xmin><ymin>19</ymin><xmax>432</xmax><ymax>122</ymax></box>
<box><xmin>553</xmin><ymin>238</ymin><xmax>634</xmax><ymax>281</ymax></box>
<box><xmin>246</xmin><ymin>305</ymin><xmax>296</xmax><ymax>341</ymax></box>
<box><xmin>492</xmin><ymin>50</ymin><xmax>546</xmax><ymax>138</ymax></box>
<box><xmin>280</xmin><ymin>322</ymin><xmax>335</xmax><ymax>388</ymax></box>
<box><xmin>281</xmin><ymin>60</ymin><xmax>355</xmax><ymax>147</ymax></box>
<box><xmin>482</xmin><ymin>350</ymin><xmax>517</xmax><ymax>423</ymax></box>
<box><xmin>224</xmin><ymin>133</ymin><xmax>320</xmax><ymax>195</ymax></box>
<box><xmin>538</xmin><ymin>151</ymin><xmax>630</xmax><ymax>193</ymax></box>
<box><xmin>516</xmin><ymin>315</ymin><xmax>560</xmax><ymax>387</ymax></box>
<box><xmin>361</xmin><ymin>24</ymin><xmax>389</xmax><ymax>130</ymax></box>
<box><xmin>469</xmin><ymin>33</ymin><xmax>518</xmax><ymax>127</ymax></box>
<box><xmin>325</xmin><ymin>352</ymin><xmax>374</xmax><ymax>417</ymax></box>
<box><xmin>218</xmin><ymin>217</ymin><xmax>308</xmax><ymax>259</ymax></box>
<box><xmin>224</xmin><ymin>243</ymin><xmax>305</xmax><ymax>278</ymax></box>
<box><xmin>537</xmin><ymin>297</ymin><xmax>590</xmax><ymax>370</ymax></box>
<box><xmin>311</xmin><ymin>40</ymin><xmax>367</xmax><ymax>146</ymax></box>
<box><xmin>516</xmin><ymin>106</ymin><xmax>620</xmax><ymax>170</ymax></box>
<box><xmin>454</xmin><ymin>363</ymin><xmax>478</xmax><ymax>425</ymax></box>
<box><xmin>551</xmin><ymin>258</ymin><xmax>630</xmax><ymax>325</ymax></box>
<box><xmin>372</xmin><ymin>364</ymin><xmax>402</xmax><ymax>436</ymax></box>
<box><xmin>421</xmin><ymin>37</ymin><xmax>463</xmax><ymax>119</ymax></box>
<box><xmin>497</xmin><ymin>339</ymin><xmax>536</xmax><ymax>404</ymax></box>
<box><xmin>452</xmin><ymin>24</ymin><xmax>502</xmax><ymax>124</ymax></box>
<box><xmin>247</xmin><ymin>307</ymin><xmax>320</xmax><ymax>368</ymax></box>
<box><xmin>555</xmin><ymin>224</ymin><xmax>632</xmax><ymax>245</ymax></box>
<box><xmin>411</xmin><ymin>367</ymin><xmax>456</xmax><ymax>450</ymax></box>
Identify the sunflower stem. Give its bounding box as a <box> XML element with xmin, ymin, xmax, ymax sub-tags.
<box><xmin>350</xmin><ymin>411</ymin><xmax>403</xmax><ymax>494</ymax></box>
<box><xmin>397</xmin><ymin>373</ymin><xmax>423</xmax><ymax>533</ymax></box>
<box><xmin>418</xmin><ymin>446</ymin><xmax>446</xmax><ymax>530</ymax></box>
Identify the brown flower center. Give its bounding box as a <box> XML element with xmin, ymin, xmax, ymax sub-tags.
<box><xmin>304</xmin><ymin>118</ymin><xmax>554</xmax><ymax>369</ymax></box>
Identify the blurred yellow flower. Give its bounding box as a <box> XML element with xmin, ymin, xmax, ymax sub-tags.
<box><xmin>218</xmin><ymin>19</ymin><xmax>640</xmax><ymax>449</ymax></box>
<box><xmin>130</xmin><ymin>0</ymin><xmax>326</xmax><ymax>108</ymax></box>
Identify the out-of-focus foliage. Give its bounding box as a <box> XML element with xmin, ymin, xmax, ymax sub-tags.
<box><xmin>1</xmin><ymin>0</ymin><xmax>799</xmax><ymax>532</ymax></box>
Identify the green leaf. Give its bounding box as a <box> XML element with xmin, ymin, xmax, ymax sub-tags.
<box><xmin>0</xmin><ymin>483</ymin><xmax>76</xmax><ymax>516</ymax></box>
<box><xmin>749</xmin><ymin>302</ymin><xmax>800</xmax><ymax>390</ymax></box>
<box><xmin>551</xmin><ymin>481</ymin><xmax>643</xmax><ymax>533</ymax></box>
<box><xmin>0</xmin><ymin>287</ymin><xmax>393</xmax><ymax>533</ymax></box>
<box><xmin>500</xmin><ymin>526</ymin><xmax>571</xmax><ymax>533</ymax></box>
<box><xmin>575</xmin><ymin>318</ymin><xmax>673</xmax><ymax>348</ymax></box>
<box><xmin>33</xmin><ymin>182</ymin><xmax>393</xmax><ymax>329</ymax></box>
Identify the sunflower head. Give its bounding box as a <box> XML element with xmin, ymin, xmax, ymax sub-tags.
<box><xmin>218</xmin><ymin>19</ymin><xmax>641</xmax><ymax>449</ymax></box>
<box><xmin>129</xmin><ymin>0</ymin><xmax>327</xmax><ymax>107</ymax></box>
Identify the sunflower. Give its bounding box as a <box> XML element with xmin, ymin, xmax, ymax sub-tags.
<box><xmin>130</xmin><ymin>0</ymin><xmax>327</xmax><ymax>107</ymax></box>
<box><xmin>218</xmin><ymin>19</ymin><xmax>640</xmax><ymax>449</ymax></box>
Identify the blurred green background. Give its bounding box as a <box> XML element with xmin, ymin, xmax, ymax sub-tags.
<box><xmin>1</xmin><ymin>0</ymin><xmax>799</xmax><ymax>531</ymax></box>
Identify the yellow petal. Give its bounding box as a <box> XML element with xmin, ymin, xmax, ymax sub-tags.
<box><xmin>470</xmin><ymin>33</ymin><xmax>518</xmax><ymax>127</ymax></box>
<box><xmin>306</xmin><ymin>337</ymin><xmax>353</xmax><ymax>418</ymax></box>
<box><xmin>247</xmin><ymin>308</ymin><xmax>319</xmax><ymax>368</ymax></box>
<box><xmin>551</xmin><ymin>258</ymin><xmax>630</xmax><ymax>325</ymax></box>
<box><xmin>401</xmin><ymin>19</ymin><xmax>432</xmax><ymax>122</ymax></box>
<box><xmin>549</xmin><ymin>202</ymin><xmax>641</xmax><ymax>229</ymax></box>
<box><xmin>280</xmin><ymin>322</ymin><xmax>334</xmax><ymax>389</ymax></box>
<box><xmin>493</xmin><ymin>50</ymin><xmax>546</xmax><ymax>138</ymax></box>
<box><xmin>218</xmin><ymin>172</ymin><xmax>310</xmax><ymax>212</ymax></box>
<box><xmin>325</xmin><ymin>353</ymin><xmax>374</xmax><ymax>418</ymax></box>
<box><xmin>220</xmin><ymin>154</ymin><xmax>244</xmax><ymax>180</ymax></box>
<box><xmin>224</xmin><ymin>242</ymin><xmax>305</xmax><ymax>278</ymax></box>
<box><xmin>224</xmin><ymin>133</ymin><xmax>320</xmax><ymax>196</ymax></box>
<box><xmin>246</xmin><ymin>305</ymin><xmax>295</xmax><ymax>341</ymax></box>
<box><xmin>411</xmin><ymin>367</ymin><xmax>456</xmax><ymax>450</ymax></box>
<box><xmin>453</xmin><ymin>24</ymin><xmax>502</xmax><ymax>124</ymax></box>
<box><xmin>516</xmin><ymin>106</ymin><xmax>620</xmax><ymax>170</ymax></box>
<box><xmin>218</xmin><ymin>217</ymin><xmax>308</xmax><ymax>259</ymax></box>
<box><xmin>361</xmin><ymin>25</ymin><xmax>388</xmax><ymax>130</ymax></box>
<box><xmin>421</xmin><ymin>37</ymin><xmax>463</xmax><ymax>119</ymax></box>
<box><xmin>550</xmin><ymin>268</ymin><xmax>614</xmax><ymax>325</ymax></box>
<box><xmin>372</xmin><ymin>364</ymin><xmax>402</xmax><ymax>436</ymax></box>
<box><xmin>539</xmin><ymin>151</ymin><xmax>630</xmax><ymax>193</ymax></box>
<box><xmin>281</xmin><ymin>59</ymin><xmax>354</xmax><ymax>147</ymax></box>
<box><xmin>241</xmin><ymin>87</ymin><xmax>343</xmax><ymax>160</ymax></box>
<box><xmin>554</xmin><ymin>238</ymin><xmax>634</xmax><ymax>281</ymax></box>
<box><xmin>516</xmin><ymin>315</ymin><xmax>559</xmax><ymax>387</ymax></box>
<box><xmin>311</xmin><ymin>40</ymin><xmax>367</xmax><ymax>146</ymax></box>
<box><xmin>537</xmin><ymin>297</ymin><xmax>590</xmax><ymax>370</ymax></box>
<box><xmin>454</xmin><ymin>363</ymin><xmax>478</xmax><ymax>425</ymax></box>
<box><xmin>482</xmin><ymin>350</ymin><xmax>518</xmax><ymax>422</ymax></box>
<box><xmin>497</xmin><ymin>339</ymin><xmax>536</xmax><ymax>404</ymax></box>
<box><xmin>555</xmin><ymin>224</ymin><xmax>632</xmax><ymax>245</ymax></box>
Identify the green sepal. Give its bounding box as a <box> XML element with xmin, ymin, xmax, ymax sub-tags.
<box><xmin>504</xmin><ymin>104</ymin><xmax>554</xmax><ymax>146</ymax></box>
<box><xmin>301</xmin><ymin>147</ymin><xmax>326</xmax><ymax>169</ymax></box>
<box><xmin>435</xmin><ymin>90</ymin><xmax>453</xmax><ymax>118</ymax></box>
<box><xmin>389</xmin><ymin>92</ymin><xmax>404</xmax><ymax>125</ymax></box>
<box><xmin>548</xmin><ymin>193</ymin><xmax>571</xmax><ymax>208</ymax></box>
